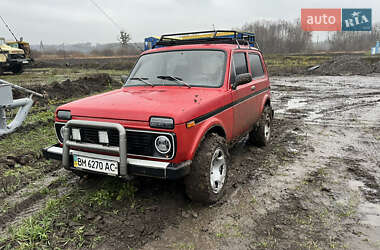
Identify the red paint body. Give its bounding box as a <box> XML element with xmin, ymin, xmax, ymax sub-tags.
<box><xmin>56</xmin><ymin>44</ymin><xmax>271</xmax><ymax>165</ymax></box>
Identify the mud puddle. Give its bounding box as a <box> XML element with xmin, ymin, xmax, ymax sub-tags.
<box><xmin>271</xmin><ymin>75</ymin><xmax>380</xmax><ymax>126</ymax></box>
<box><xmin>0</xmin><ymin>169</ymin><xmax>73</xmax><ymax>236</ymax></box>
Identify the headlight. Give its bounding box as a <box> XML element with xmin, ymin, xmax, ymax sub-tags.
<box><xmin>71</xmin><ymin>128</ymin><xmax>81</xmax><ymax>141</ymax></box>
<box><xmin>154</xmin><ymin>135</ymin><xmax>171</xmax><ymax>154</ymax></box>
<box><xmin>150</xmin><ymin>117</ymin><xmax>174</xmax><ymax>129</ymax></box>
<box><xmin>57</xmin><ymin>110</ymin><xmax>71</xmax><ymax>120</ymax></box>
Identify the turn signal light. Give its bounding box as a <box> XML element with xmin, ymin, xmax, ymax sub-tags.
<box><xmin>186</xmin><ymin>121</ymin><xmax>195</xmax><ymax>128</ymax></box>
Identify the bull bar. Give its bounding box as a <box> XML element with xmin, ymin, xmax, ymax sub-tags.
<box><xmin>62</xmin><ymin>120</ymin><xmax>128</xmax><ymax>176</ymax></box>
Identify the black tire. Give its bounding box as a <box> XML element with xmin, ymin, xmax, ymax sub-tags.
<box><xmin>184</xmin><ymin>133</ymin><xmax>229</xmax><ymax>204</ymax></box>
<box><xmin>11</xmin><ymin>64</ymin><xmax>24</xmax><ymax>74</ymax></box>
<box><xmin>249</xmin><ymin>105</ymin><xmax>273</xmax><ymax>147</ymax></box>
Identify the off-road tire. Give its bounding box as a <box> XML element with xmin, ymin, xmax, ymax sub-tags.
<box><xmin>11</xmin><ymin>64</ymin><xmax>24</xmax><ymax>75</ymax></box>
<box><xmin>184</xmin><ymin>133</ymin><xmax>229</xmax><ymax>204</ymax></box>
<box><xmin>249</xmin><ymin>105</ymin><xmax>273</xmax><ymax>147</ymax></box>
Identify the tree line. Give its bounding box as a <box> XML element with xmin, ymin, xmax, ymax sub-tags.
<box><xmin>241</xmin><ymin>20</ymin><xmax>380</xmax><ymax>53</ymax></box>
<box><xmin>328</xmin><ymin>23</ymin><xmax>380</xmax><ymax>51</ymax></box>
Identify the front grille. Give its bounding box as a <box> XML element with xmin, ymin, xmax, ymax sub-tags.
<box><xmin>72</xmin><ymin>127</ymin><xmax>174</xmax><ymax>159</ymax></box>
<box><xmin>8</xmin><ymin>54</ymin><xmax>25</xmax><ymax>60</ymax></box>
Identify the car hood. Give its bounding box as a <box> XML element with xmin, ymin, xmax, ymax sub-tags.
<box><xmin>58</xmin><ymin>86</ymin><xmax>230</xmax><ymax>124</ymax></box>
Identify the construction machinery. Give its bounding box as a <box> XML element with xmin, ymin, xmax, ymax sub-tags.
<box><xmin>0</xmin><ymin>79</ymin><xmax>43</xmax><ymax>136</ymax></box>
<box><xmin>0</xmin><ymin>15</ymin><xmax>31</xmax><ymax>74</ymax></box>
<box><xmin>6</xmin><ymin>39</ymin><xmax>33</xmax><ymax>62</ymax></box>
<box><xmin>0</xmin><ymin>37</ymin><xmax>29</xmax><ymax>74</ymax></box>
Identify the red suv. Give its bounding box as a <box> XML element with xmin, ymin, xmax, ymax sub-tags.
<box><xmin>43</xmin><ymin>31</ymin><xmax>273</xmax><ymax>204</ymax></box>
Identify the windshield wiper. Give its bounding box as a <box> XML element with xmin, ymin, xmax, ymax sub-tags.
<box><xmin>129</xmin><ymin>77</ymin><xmax>155</xmax><ymax>87</ymax></box>
<box><xmin>157</xmin><ymin>75</ymin><xmax>191</xmax><ymax>88</ymax></box>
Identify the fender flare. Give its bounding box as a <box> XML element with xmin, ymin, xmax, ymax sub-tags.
<box><xmin>260</xmin><ymin>93</ymin><xmax>271</xmax><ymax>113</ymax></box>
<box><xmin>187</xmin><ymin>118</ymin><xmax>227</xmax><ymax>160</ymax></box>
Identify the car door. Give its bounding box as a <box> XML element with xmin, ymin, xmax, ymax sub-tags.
<box><xmin>248</xmin><ymin>52</ymin><xmax>268</xmax><ymax>123</ymax></box>
<box><xmin>231</xmin><ymin>51</ymin><xmax>257</xmax><ymax>138</ymax></box>
<box><xmin>248</xmin><ymin>52</ymin><xmax>269</xmax><ymax>121</ymax></box>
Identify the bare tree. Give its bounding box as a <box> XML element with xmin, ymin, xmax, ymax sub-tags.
<box><xmin>242</xmin><ymin>19</ymin><xmax>312</xmax><ymax>53</ymax></box>
<box><xmin>328</xmin><ymin>23</ymin><xmax>380</xmax><ymax>51</ymax></box>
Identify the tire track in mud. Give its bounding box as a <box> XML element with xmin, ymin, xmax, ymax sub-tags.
<box><xmin>0</xmin><ymin>73</ymin><xmax>127</xmax><ymax>247</ymax></box>
<box><xmin>144</xmin><ymin>75</ymin><xmax>380</xmax><ymax>249</ymax></box>
<box><xmin>143</xmin><ymin>119</ymin><xmax>311</xmax><ymax>249</ymax></box>
<box><xmin>274</xmin><ymin>75</ymin><xmax>380</xmax><ymax>249</ymax></box>
<box><xmin>0</xmin><ymin>169</ymin><xmax>73</xmax><ymax>236</ymax></box>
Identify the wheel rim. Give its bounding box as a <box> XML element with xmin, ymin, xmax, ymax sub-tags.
<box><xmin>264</xmin><ymin>113</ymin><xmax>271</xmax><ymax>141</ymax></box>
<box><xmin>210</xmin><ymin>148</ymin><xmax>227</xmax><ymax>194</ymax></box>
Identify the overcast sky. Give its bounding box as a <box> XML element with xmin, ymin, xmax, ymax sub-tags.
<box><xmin>1</xmin><ymin>0</ymin><xmax>379</xmax><ymax>45</ymax></box>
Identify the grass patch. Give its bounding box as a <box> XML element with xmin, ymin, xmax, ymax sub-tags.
<box><xmin>1</xmin><ymin>68</ymin><xmax>130</xmax><ymax>87</ymax></box>
<box><xmin>1</xmin><ymin>178</ymin><xmax>138</xmax><ymax>249</ymax></box>
<box><xmin>0</xmin><ymin>124</ymin><xmax>56</xmax><ymax>158</ymax></box>
<box><xmin>88</xmin><ymin>179</ymin><xmax>137</xmax><ymax>208</ymax></box>
<box><xmin>265</xmin><ymin>54</ymin><xmax>332</xmax><ymax>69</ymax></box>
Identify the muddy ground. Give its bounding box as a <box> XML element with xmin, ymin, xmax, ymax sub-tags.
<box><xmin>30</xmin><ymin>56</ymin><xmax>138</xmax><ymax>71</ymax></box>
<box><xmin>0</xmin><ymin>60</ymin><xmax>379</xmax><ymax>249</ymax></box>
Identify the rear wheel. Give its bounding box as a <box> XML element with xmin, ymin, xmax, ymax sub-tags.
<box><xmin>184</xmin><ymin>133</ymin><xmax>229</xmax><ymax>204</ymax></box>
<box><xmin>249</xmin><ymin>106</ymin><xmax>273</xmax><ymax>146</ymax></box>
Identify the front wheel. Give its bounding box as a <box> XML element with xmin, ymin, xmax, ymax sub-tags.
<box><xmin>11</xmin><ymin>64</ymin><xmax>24</xmax><ymax>74</ymax></box>
<box><xmin>184</xmin><ymin>133</ymin><xmax>229</xmax><ymax>204</ymax></box>
<box><xmin>249</xmin><ymin>106</ymin><xmax>273</xmax><ymax>147</ymax></box>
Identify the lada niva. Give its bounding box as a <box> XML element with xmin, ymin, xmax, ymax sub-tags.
<box><xmin>43</xmin><ymin>31</ymin><xmax>274</xmax><ymax>204</ymax></box>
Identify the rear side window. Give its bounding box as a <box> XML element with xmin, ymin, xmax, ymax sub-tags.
<box><xmin>249</xmin><ymin>53</ymin><xmax>265</xmax><ymax>78</ymax></box>
<box><xmin>233</xmin><ymin>53</ymin><xmax>248</xmax><ymax>75</ymax></box>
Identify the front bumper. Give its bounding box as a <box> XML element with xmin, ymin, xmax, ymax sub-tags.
<box><xmin>8</xmin><ymin>58</ymin><xmax>29</xmax><ymax>64</ymax></box>
<box><xmin>43</xmin><ymin>144</ymin><xmax>191</xmax><ymax>180</ymax></box>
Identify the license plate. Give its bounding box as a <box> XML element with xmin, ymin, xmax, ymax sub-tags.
<box><xmin>73</xmin><ymin>155</ymin><xmax>118</xmax><ymax>175</ymax></box>
<box><xmin>22</xmin><ymin>60</ymin><xmax>29</xmax><ymax>64</ymax></box>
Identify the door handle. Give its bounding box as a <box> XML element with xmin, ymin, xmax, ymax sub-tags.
<box><xmin>251</xmin><ymin>85</ymin><xmax>256</xmax><ymax>91</ymax></box>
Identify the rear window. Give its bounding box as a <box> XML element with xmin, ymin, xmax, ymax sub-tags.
<box><xmin>249</xmin><ymin>53</ymin><xmax>265</xmax><ymax>78</ymax></box>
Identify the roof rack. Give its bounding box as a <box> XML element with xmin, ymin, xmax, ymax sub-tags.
<box><xmin>152</xmin><ymin>30</ymin><xmax>256</xmax><ymax>49</ymax></box>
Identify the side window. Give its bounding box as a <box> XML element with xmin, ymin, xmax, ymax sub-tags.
<box><xmin>233</xmin><ymin>53</ymin><xmax>248</xmax><ymax>76</ymax></box>
<box><xmin>229</xmin><ymin>60</ymin><xmax>236</xmax><ymax>84</ymax></box>
<box><xmin>249</xmin><ymin>53</ymin><xmax>265</xmax><ymax>78</ymax></box>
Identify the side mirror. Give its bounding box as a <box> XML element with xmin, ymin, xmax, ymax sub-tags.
<box><xmin>121</xmin><ymin>75</ymin><xmax>129</xmax><ymax>83</ymax></box>
<box><xmin>235</xmin><ymin>73</ymin><xmax>252</xmax><ymax>87</ymax></box>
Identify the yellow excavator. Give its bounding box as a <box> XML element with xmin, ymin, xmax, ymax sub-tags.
<box><xmin>0</xmin><ymin>37</ymin><xmax>29</xmax><ymax>74</ymax></box>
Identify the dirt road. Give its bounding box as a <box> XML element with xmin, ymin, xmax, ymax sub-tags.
<box><xmin>141</xmin><ymin>75</ymin><xmax>380</xmax><ymax>249</ymax></box>
<box><xmin>1</xmin><ymin>74</ymin><xmax>379</xmax><ymax>249</ymax></box>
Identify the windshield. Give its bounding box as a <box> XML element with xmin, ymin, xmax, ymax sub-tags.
<box><xmin>125</xmin><ymin>50</ymin><xmax>226</xmax><ymax>88</ymax></box>
<box><xmin>7</xmin><ymin>43</ymin><xmax>19</xmax><ymax>48</ymax></box>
